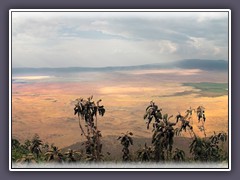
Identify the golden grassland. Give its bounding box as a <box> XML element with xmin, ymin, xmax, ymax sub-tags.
<box><xmin>12</xmin><ymin>70</ymin><xmax>228</xmax><ymax>148</ymax></box>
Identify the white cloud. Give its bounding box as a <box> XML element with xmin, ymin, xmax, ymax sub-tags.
<box><xmin>158</xmin><ymin>40</ymin><xmax>178</xmax><ymax>53</ymax></box>
<box><xmin>11</xmin><ymin>11</ymin><xmax>229</xmax><ymax>67</ymax></box>
<box><xmin>91</xmin><ymin>20</ymin><xmax>109</xmax><ymax>26</ymax></box>
<box><xmin>197</xmin><ymin>12</ymin><xmax>228</xmax><ymax>22</ymax></box>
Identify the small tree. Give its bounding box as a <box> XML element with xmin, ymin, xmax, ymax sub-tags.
<box><xmin>136</xmin><ymin>143</ymin><xmax>153</xmax><ymax>162</ymax></box>
<box><xmin>30</xmin><ymin>134</ymin><xmax>43</xmax><ymax>159</ymax></box>
<box><xmin>64</xmin><ymin>149</ymin><xmax>82</xmax><ymax>162</ymax></box>
<box><xmin>12</xmin><ymin>139</ymin><xmax>30</xmax><ymax>162</ymax></box>
<box><xmin>172</xmin><ymin>148</ymin><xmax>185</xmax><ymax>162</ymax></box>
<box><xmin>44</xmin><ymin>144</ymin><xmax>64</xmax><ymax>163</ymax></box>
<box><xmin>74</xmin><ymin>96</ymin><xmax>105</xmax><ymax>161</ymax></box>
<box><xmin>151</xmin><ymin>119</ymin><xmax>176</xmax><ymax>161</ymax></box>
<box><xmin>117</xmin><ymin>132</ymin><xmax>133</xmax><ymax>161</ymax></box>
<box><xmin>144</xmin><ymin>102</ymin><xmax>177</xmax><ymax>162</ymax></box>
<box><xmin>189</xmin><ymin>131</ymin><xmax>227</xmax><ymax>162</ymax></box>
<box><xmin>144</xmin><ymin>101</ymin><xmax>162</xmax><ymax>129</ymax></box>
<box><xmin>16</xmin><ymin>153</ymin><xmax>37</xmax><ymax>164</ymax></box>
<box><xmin>175</xmin><ymin>113</ymin><xmax>193</xmax><ymax>135</ymax></box>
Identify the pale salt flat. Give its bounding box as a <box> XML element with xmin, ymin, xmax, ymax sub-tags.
<box><xmin>13</xmin><ymin>76</ymin><xmax>52</xmax><ymax>80</ymax></box>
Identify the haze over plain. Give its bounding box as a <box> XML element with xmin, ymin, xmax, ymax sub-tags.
<box><xmin>11</xmin><ymin>11</ymin><xmax>229</xmax><ymax>149</ymax></box>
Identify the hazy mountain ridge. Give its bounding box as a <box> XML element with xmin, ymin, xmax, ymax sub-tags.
<box><xmin>174</xmin><ymin>59</ymin><xmax>228</xmax><ymax>71</ymax></box>
<box><xmin>12</xmin><ymin>59</ymin><xmax>228</xmax><ymax>74</ymax></box>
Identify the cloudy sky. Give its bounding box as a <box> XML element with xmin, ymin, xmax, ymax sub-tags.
<box><xmin>12</xmin><ymin>11</ymin><xmax>229</xmax><ymax>68</ymax></box>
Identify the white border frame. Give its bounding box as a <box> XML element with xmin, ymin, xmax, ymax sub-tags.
<box><xmin>9</xmin><ymin>9</ymin><xmax>231</xmax><ymax>171</ymax></box>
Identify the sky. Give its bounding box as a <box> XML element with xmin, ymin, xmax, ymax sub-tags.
<box><xmin>12</xmin><ymin>11</ymin><xmax>229</xmax><ymax>68</ymax></box>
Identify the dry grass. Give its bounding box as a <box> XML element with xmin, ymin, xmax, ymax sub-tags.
<box><xmin>12</xmin><ymin>70</ymin><xmax>228</xmax><ymax>148</ymax></box>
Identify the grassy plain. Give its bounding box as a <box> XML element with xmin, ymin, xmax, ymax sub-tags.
<box><xmin>12</xmin><ymin>68</ymin><xmax>228</xmax><ymax>149</ymax></box>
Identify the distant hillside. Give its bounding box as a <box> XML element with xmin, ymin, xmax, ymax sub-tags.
<box><xmin>173</xmin><ymin>59</ymin><xmax>228</xmax><ymax>71</ymax></box>
<box><xmin>62</xmin><ymin>135</ymin><xmax>194</xmax><ymax>161</ymax></box>
<box><xmin>61</xmin><ymin>134</ymin><xmax>228</xmax><ymax>162</ymax></box>
<box><xmin>12</xmin><ymin>59</ymin><xmax>228</xmax><ymax>74</ymax></box>
<box><xmin>12</xmin><ymin>64</ymin><xmax>167</xmax><ymax>74</ymax></box>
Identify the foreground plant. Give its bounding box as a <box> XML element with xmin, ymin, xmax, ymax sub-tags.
<box><xmin>190</xmin><ymin>131</ymin><xmax>227</xmax><ymax>162</ymax></box>
<box><xmin>144</xmin><ymin>102</ymin><xmax>177</xmax><ymax>161</ymax></box>
<box><xmin>12</xmin><ymin>139</ymin><xmax>30</xmax><ymax>162</ymax></box>
<box><xmin>12</xmin><ymin>134</ymin><xmax>44</xmax><ymax>163</ymax></box>
<box><xmin>64</xmin><ymin>149</ymin><xmax>82</xmax><ymax>162</ymax></box>
<box><xmin>118</xmin><ymin>132</ymin><xmax>133</xmax><ymax>161</ymax></box>
<box><xmin>151</xmin><ymin>117</ymin><xmax>176</xmax><ymax>161</ymax></box>
<box><xmin>136</xmin><ymin>143</ymin><xmax>153</xmax><ymax>162</ymax></box>
<box><xmin>30</xmin><ymin>134</ymin><xmax>43</xmax><ymax>159</ymax></box>
<box><xmin>44</xmin><ymin>144</ymin><xmax>64</xmax><ymax>163</ymax></box>
<box><xmin>144</xmin><ymin>101</ymin><xmax>163</xmax><ymax>129</ymax></box>
<box><xmin>175</xmin><ymin>112</ymin><xmax>194</xmax><ymax>137</ymax></box>
<box><xmin>16</xmin><ymin>153</ymin><xmax>37</xmax><ymax>164</ymax></box>
<box><xmin>74</xmin><ymin>96</ymin><xmax>105</xmax><ymax>161</ymax></box>
<box><xmin>172</xmin><ymin>148</ymin><xmax>185</xmax><ymax>162</ymax></box>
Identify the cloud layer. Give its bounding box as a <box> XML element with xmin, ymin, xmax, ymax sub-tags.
<box><xmin>12</xmin><ymin>11</ymin><xmax>229</xmax><ymax>67</ymax></box>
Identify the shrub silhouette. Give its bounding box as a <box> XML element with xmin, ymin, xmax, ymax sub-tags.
<box><xmin>190</xmin><ymin>131</ymin><xmax>228</xmax><ymax>162</ymax></box>
<box><xmin>136</xmin><ymin>143</ymin><xmax>153</xmax><ymax>161</ymax></box>
<box><xmin>11</xmin><ymin>97</ymin><xmax>228</xmax><ymax>165</ymax></box>
<box><xmin>172</xmin><ymin>148</ymin><xmax>185</xmax><ymax>162</ymax></box>
<box><xmin>74</xmin><ymin>96</ymin><xmax>105</xmax><ymax>161</ymax></box>
<box><xmin>118</xmin><ymin>132</ymin><xmax>133</xmax><ymax>161</ymax></box>
<box><xmin>44</xmin><ymin>144</ymin><xmax>64</xmax><ymax>163</ymax></box>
